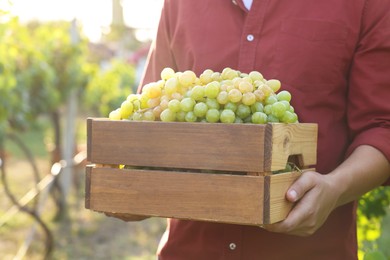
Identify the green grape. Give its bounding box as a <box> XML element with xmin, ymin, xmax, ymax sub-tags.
<box><xmin>185</xmin><ymin>111</ymin><xmax>197</xmax><ymax>122</ymax></box>
<box><xmin>251</xmin><ymin>112</ymin><xmax>268</xmax><ymax>124</ymax></box>
<box><xmin>253</xmin><ymin>89</ymin><xmax>266</xmax><ymax>102</ymax></box>
<box><xmin>205</xmin><ymin>98</ymin><xmax>220</xmax><ymax>110</ymax></box>
<box><xmin>180</xmin><ymin>97</ymin><xmax>196</xmax><ymax>112</ymax></box>
<box><xmin>143</xmin><ymin>110</ymin><xmax>156</xmax><ymax>121</ymax></box>
<box><xmin>236</xmin><ymin>104</ymin><xmax>251</xmax><ymax>119</ymax></box>
<box><xmin>280</xmin><ymin>100</ymin><xmax>291</xmax><ymax>111</ymax></box>
<box><xmin>271</xmin><ymin>101</ymin><xmax>287</xmax><ymax>118</ymax></box>
<box><xmin>242</xmin><ymin>76</ymin><xmax>253</xmax><ymax>84</ymax></box>
<box><xmin>266</xmin><ymin>79</ymin><xmax>281</xmax><ymax>92</ymax></box>
<box><xmin>220</xmin><ymin>80</ymin><xmax>233</xmax><ymax>91</ymax></box>
<box><xmin>143</xmin><ymin>82</ymin><xmax>162</xmax><ymax>99</ymax></box>
<box><xmin>251</xmin><ymin>102</ymin><xmax>264</xmax><ymax>113</ymax></box>
<box><xmin>184</xmin><ymin>89</ymin><xmax>192</xmax><ymax>98</ymax></box>
<box><xmin>179</xmin><ymin>70</ymin><xmax>197</xmax><ymax>87</ymax></box>
<box><xmin>221</xmin><ymin>68</ymin><xmax>239</xmax><ymax>80</ymax></box>
<box><xmin>194</xmin><ymin>102</ymin><xmax>208</xmax><ymax>118</ymax></box>
<box><xmin>242</xmin><ymin>92</ymin><xmax>256</xmax><ymax>106</ymax></box>
<box><xmin>206</xmin><ymin>108</ymin><xmax>220</xmax><ymax>123</ymax></box>
<box><xmin>199</xmin><ymin>69</ymin><xmax>213</xmax><ymax>84</ymax></box>
<box><xmin>263</xmin><ymin>104</ymin><xmax>272</xmax><ymax>115</ymax></box>
<box><xmin>176</xmin><ymin>111</ymin><xmax>186</xmax><ymax>122</ymax></box>
<box><xmin>127</xmin><ymin>93</ymin><xmax>139</xmax><ymax>102</ymax></box>
<box><xmin>244</xmin><ymin>116</ymin><xmax>252</xmax><ymax>123</ymax></box>
<box><xmin>258</xmin><ymin>84</ymin><xmax>273</xmax><ymax>98</ymax></box>
<box><xmin>238</xmin><ymin>81</ymin><xmax>254</xmax><ymax>93</ymax></box>
<box><xmin>139</xmin><ymin>94</ymin><xmax>150</xmax><ymax>109</ymax></box>
<box><xmin>205</xmin><ymin>81</ymin><xmax>220</xmax><ymax>99</ymax></box>
<box><xmin>234</xmin><ymin>117</ymin><xmax>244</xmax><ymax>124</ymax></box>
<box><xmin>224</xmin><ymin>102</ymin><xmax>238</xmax><ymax>112</ymax></box>
<box><xmin>191</xmin><ymin>85</ymin><xmax>205</xmax><ymax>101</ymax></box>
<box><xmin>211</xmin><ymin>72</ymin><xmax>221</xmax><ymax>82</ymax></box>
<box><xmin>168</xmin><ymin>99</ymin><xmax>181</xmax><ymax>113</ymax></box>
<box><xmin>265</xmin><ymin>95</ymin><xmax>278</xmax><ymax>105</ymax></box>
<box><xmin>147</xmin><ymin>97</ymin><xmax>160</xmax><ymax>108</ymax></box>
<box><xmin>281</xmin><ymin>111</ymin><xmax>298</xmax><ymax>123</ymax></box>
<box><xmin>277</xmin><ymin>90</ymin><xmax>292</xmax><ymax>102</ymax></box>
<box><xmin>220</xmin><ymin>109</ymin><xmax>236</xmax><ymax>124</ymax></box>
<box><xmin>132</xmin><ymin>99</ymin><xmax>141</xmax><ymax>111</ymax></box>
<box><xmin>132</xmin><ymin>111</ymin><xmax>143</xmax><ymax>121</ymax></box>
<box><xmin>267</xmin><ymin>114</ymin><xmax>280</xmax><ymax>123</ymax></box>
<box><xmin>160</xmin><ymin>108</ymin><xmax>176</xmax><ymax>122</ymax></box>
<box><xmin>171</xmin><ymin>92</ymin><xmax>183</xmax><ymax>101</ymax></box>
<box><xmin>153</xmin><ymin>106</ymin><xmax>163</xmax><ymax>119</ymax></box>
<box><xmin>120</xmin><ymin>100</ymin><xmax>134</xmax><ymax>119</ymax></box>
<box><xmin>217</xmin><ymin>91</ymin><xmax>229</xmax><ymax>105</ymax></box>
<box><xmin>165</xmin><ymin>77</ymin><xmax>179</xmax><ymax>94</ymax></box>
<box><xmin>249</xmin><ymin>71</ymin><xmax>264</xmax><ymax>82</ymax></box>
<box><xmin>109</xmin><ymin>109</ymin><xmax>121</xmax><ymax>120</ymax></box>
<box><xmin>161</xmin><ymin>67</ymin><xmax>176</xmax><ymax>80</ymax></box>
<box><xmin>228</xmin><ymin>88</ymin><xmax>242</xmax><ymax>103</ymax></box>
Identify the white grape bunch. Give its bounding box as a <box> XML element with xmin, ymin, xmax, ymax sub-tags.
<box><xmin>109</xmin><ymin>67</ymin><xmax>298</xmax><ymax>124</ymax></box>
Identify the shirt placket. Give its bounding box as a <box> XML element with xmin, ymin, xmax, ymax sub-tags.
<box><xmin>237</xmin><ymin>0</ymin><xmax>269</xmax><ymax>73</ymax></box>
<box><xmin>223</xmin><ymin>225</ymin><xmax>243</xmax><ymax>259</ymax></box>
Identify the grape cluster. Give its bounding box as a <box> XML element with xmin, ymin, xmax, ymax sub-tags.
<box><xmin>109</xmin><ymin>67</ymin><xmax>298</xmax><ymax>124</ymax></box>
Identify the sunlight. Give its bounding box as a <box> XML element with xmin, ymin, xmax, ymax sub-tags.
<box><xmin>3</xmin><ymin>0</ymin><xmax>163</xmax><ymax>42</ymax></box>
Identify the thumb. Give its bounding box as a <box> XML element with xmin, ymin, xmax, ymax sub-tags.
<box><xmin>286</xmin><ymin>189</ymin><xmax>299</xmax><ymax>202</ymax></box>
<box><xmin>286</xmin><ymin>171</ymin><xmax>316</xmax><ymax>202</ymax></box>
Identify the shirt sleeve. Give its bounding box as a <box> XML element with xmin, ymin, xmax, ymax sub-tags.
<box><xmin>346</xmin><ymin>1</ymin><xmax>390</xmax><ymax>184</ymax></box>
<box><xmin>137</xmin><ymin>0</ymin><xmax>177</xmax><ymax>93</ymax></box>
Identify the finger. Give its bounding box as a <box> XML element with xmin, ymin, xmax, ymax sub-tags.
<box><xmin>286</xmin><ymin>171</ymin><xmax>317</xmax><ymax>202</ymax></box>
<box><xmin>264</xmin><ymin>200</ymin><xmax>311</xmax><ymax>235</ymax></box>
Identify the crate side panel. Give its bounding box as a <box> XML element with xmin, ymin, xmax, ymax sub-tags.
<box><xmin>267</xmin><ymin>171</ymin><xmax>302</xmax><ymax>224</ymax></box>
<box><xmin>269</xmin><ymin>123</ymin><xmax>318</xmax><ymax>171</ymax></box>
<box><xmin>88</xmin><ymin>119</ymin><xmax>266</xmax><ymax>172</ymax></box>
<box><xmin>88</xmin><ymin>167</ymin><xmax>266</xmax><ymax>225</ymax></box>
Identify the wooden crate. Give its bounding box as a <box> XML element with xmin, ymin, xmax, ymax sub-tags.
<box><xmin>85</xmin><ymin>118</ymin><xmax>318</xmax><ymax>225</ymax></box>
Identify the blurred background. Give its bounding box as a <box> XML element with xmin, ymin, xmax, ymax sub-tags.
<box><xmin>0</xmin><ymin>0</ymin><xmax>389</xmax><ymax>259</ymax></box>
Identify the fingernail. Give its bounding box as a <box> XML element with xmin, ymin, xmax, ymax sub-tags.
<box><xmin>288</xmin><ymin>189</ymin><xmax>298</xmax><ymax>202</ymax></box>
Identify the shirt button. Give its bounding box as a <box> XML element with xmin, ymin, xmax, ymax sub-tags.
<box><xmin>232</xmin><ymin>0</ymin><xmax>238</xmax><ymax>5</ymax></box>
<box><xmin>229</xmin><ymin>243</ymin><xmax>236</xmax><ymax>250</ymax></box>
<box><xmin>247</xmin><ymin>34</ymin><xmax>254</xmax><ymax>41</ymax></box>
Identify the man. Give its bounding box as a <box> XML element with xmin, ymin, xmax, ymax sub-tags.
<box><xmin>116</xmin><ymin>1</ymin><xmax>390</xmax><ymax>259</ymax></box>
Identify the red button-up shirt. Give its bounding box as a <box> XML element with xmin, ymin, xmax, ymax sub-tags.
<box><xmin>139</xmin><ymin>0</ymin><xmax>390</xmax><ymax>259</ymax></box>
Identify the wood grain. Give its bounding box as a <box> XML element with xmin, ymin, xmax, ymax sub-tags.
<box><xmin>87</xmin><ymin>166</ymin><xmax>267</xmax><ymax>225</ymax></box>
<box><xmin>87</xmin><ymin>118</ymin><xmax>267</xmax><ymax>172</ymax></box>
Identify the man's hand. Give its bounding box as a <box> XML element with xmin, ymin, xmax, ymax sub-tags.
<box><xmin>104</xmin><ymin>212</ymin><xmax>149</xmax><ymax>222</ymax></box>
<box><xmin>263</xmin><ymin>170</ymin><xmax>340</xmax><ymax>236</ymax></box>
<box><xmin>263</xmin><ymin>145</ymin><xmax>390</xmax><ymax>236</ymax></box>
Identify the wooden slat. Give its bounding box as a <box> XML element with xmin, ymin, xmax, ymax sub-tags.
<box><xmin>87</xmin><ymin>118</ymin><xmax>267</xmax><ymax>172</ymax></box>
<box><xmin>87</xmin><ymin>166</ymin><xmax>266</xmax><ymax>225</ymax></box>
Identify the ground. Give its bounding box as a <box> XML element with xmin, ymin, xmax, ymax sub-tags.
<box><xmin>0</xmin><ymin>157</ymin><xmax>166</xmax><ymax>260</ymax></box>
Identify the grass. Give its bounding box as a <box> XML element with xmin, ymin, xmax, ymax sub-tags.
<box><xmin>0</xmin><ymin>119</ymin><xmax>165</xmax><ymax>259</ymax></box>
<box><xmin>0</xmin><ymin>156</ymin><xmax>166</xmax><ymax>260</ymax></box>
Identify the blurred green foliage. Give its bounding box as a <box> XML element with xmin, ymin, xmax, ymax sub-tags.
<box><xmin>85</xmin><ymin>59</ymin><xmax>135</xmax><ymax>117</ymax></box>
<box><xmin>0</xmin><ymin>15</ymin><xmax>135</xmax><ymax>137</ymax></box>
<box><xmin>358</xmin><ymin>188</ymin><xmax>390</xmax><ymax>259</ymax></box>
<box><xmin>359</xmin><ymin>187</ymin><xmax>390</xmax><ymax>219</ymax></box>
